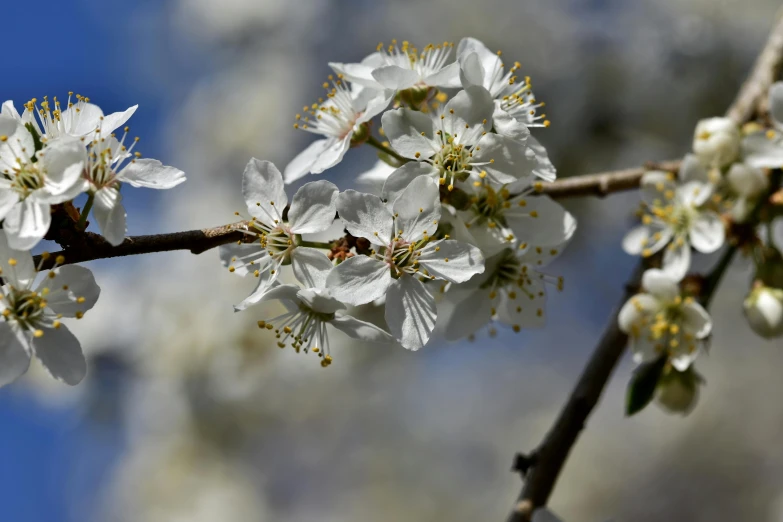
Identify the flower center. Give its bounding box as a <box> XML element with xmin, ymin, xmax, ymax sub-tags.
<box><xmin>3</xmin><ymin>286</ymin><xmax>47</xmax><ymax>330</ymax></box>
<box><xmin>383</xmin><ymin>239</ymin><xmax>423</xmax><ymax>275</ymax></box>
<box><xmin>9</xmin><ymin>162</ymin><xmax>45</xmax><ymax>197</ymax></box>
<box><xmin>249</xmin><ymin>220</ymin><xmax>297</xmax><ymax>263</ymax></box>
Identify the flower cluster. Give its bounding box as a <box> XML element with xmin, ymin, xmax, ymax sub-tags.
<box><xmin>0</xmin><ymin>95</ymin><xmax>186</xmax><ymax>386</ymax></box>
<box><xmin>620</xmin><ymin>82</ymin><xmax>783</xmax><ymax>415</ymax></box>
<box><xmin>222</xmin><ymin>38</ymin><xmax>577</xmax><ymax>363</ymax></box>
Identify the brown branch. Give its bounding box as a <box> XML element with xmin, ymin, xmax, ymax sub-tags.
<box><xmin>541</xmin><ymin>160</ymin><xmax>682</xmax><ymax>200</ymax></box>
<box><xmin>506</xmin><ymin>11</ymin><xmax>783</xmax><ymax>522</ymax></box>
<box><xmin>35</xmin><ymin>222</ymin><xmax>248</xmax><ymax>270</ymax></box>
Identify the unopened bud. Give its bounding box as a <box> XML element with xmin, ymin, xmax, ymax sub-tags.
<box><xmin>743</xmin><ymin>284</ymin><xmax>783</xmax><ymax>338</ymax></box>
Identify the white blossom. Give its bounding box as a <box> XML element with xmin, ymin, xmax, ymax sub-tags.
<box><xmin>252</xmin><ymin>253</ymin><xmax>394</xmax><ymax>367</ymax></box>
<box><xmin>220</xmin><ymin>159</ymin><xmax>338</xmax><ymax>310</ymax></box>
<box><xmin>623</xmin><ymin>163</ymin><xmax>725</xmax><ymax>281</ymax></box>
<box><xmin>3</xmin><ymin>93</ymin><xmax>136</xmax><ymax>140</ymax></box>
<box><xmin>457</xmin><ymin>37</ymin><xmax>548</xmax><ymax>138</ymax></box>
<box><xmin>356</xmin><ymin>159</ymin><xmax>397</xmax><ymax>194</ymax></box>
<box><xmin>380</xmin><ymin>87</ymin><xmax>554</xmax><ymax>197</ymax></box>
<box><xmin>329</xmin><ymin>40</ymin><xmax>461</xmax><ymax>93</ymax></box>
<box><xmin>326</xmin><ymin>176</ymin><xmax>484</xmax><ymax>350</ymax></box>
<box><xmin>0</xmin><ymin>117</ymin><xmax>87</xmax><ymax>249</ymax></box>
<box><xmin>618</xmin><ymin>269</ymin><xmax>712</xmax><ymax>371</ymax></box>
<box><xmin>743</xmin><ymin>81</ymin><xmax>783</xmax><ymax>168</ymax></box>
<box><xmin>693</xmin><ymin>117</ymin><xmax>740</xmax><ymax>168</ymax></box>
<box><xmin>656</xmin><ymin>367</ymin><xmax>701</xmax><ymax>415</ymax></box>
<box><xmin>284</xmin><ymin>79</ymin><xmax>392</xmax><ymax>183</ymax></box>
<box><xmin>743</xmin><ymin>284</ymin><xmax>783</xmax><ymax>338</ymax></box>
<box><xmin>0</xmin><ymin>230</ymin><xmax>100</xmax><ymax>387</ymax></box>
<box><xmin>725</xmin><ymin>162</ymin><xmax>768</xmax><ymax>222</ymax></box>
<box><xmin>454</xmin><ymin>183</ymin><xmax>574</xmax><ymax>255</ymax></box>
<box><xmin>443</xmin><ymin>235</ymin><xmax>571</xmax><ymax>340</ymax></box>
<box><xmin>83</xmin><ymin>129</ymin><xmax>186</xmax><ymax>245</ymax></box>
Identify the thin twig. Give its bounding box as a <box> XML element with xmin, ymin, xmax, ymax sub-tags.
<box><xmin>506</xmin><ymin>12</ymin><xmax>783</xmax><ymax>522</ymax></box>
<box><xmin>540</xmin><ymin>160</ymin><xmax>682</xmax><ymax>199</ymax></box>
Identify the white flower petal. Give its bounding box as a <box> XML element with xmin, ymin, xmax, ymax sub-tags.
<box><xmin>441</xmin><ymin>85</ymin><xmax>494</xmax><ymax>137</ymax></box>
<box><xmin>471</xmin><ymin>133</ymin><xmax>535</xmax><ymax>184</ymax></box>
<box><xmin>290</xmin><ymin>247</ymin><xmax>333</xmax><ymax>289</ymax></box>
<box><xmin>422</xmin><ymin>61</ymin><xmax>461</xmax><ymax>89</ymax></box>
<box><xmin>357</xmin><ymin>89</ymin><xmax>395</xmax><ymax>124</ymax></box>
<box><xmin>622</xmin><ymin>224</ymin><xmax>671</xmax><ymax>256</ymax></box>
<box><xmin>678</xmin><ymin>181</ymin><xmax>712</xmax><ymax>207</ymax></box>
<box><xmin>296</xmin><ymin>288</ymin><xmax>345</xmax><ymax>314</ymax></box>
<box><xmin>689</xmin><ymin>212</ymin><xmax>725</xmax><ymax>254</ymax></box>
<box><xmin>356</xmin><ymin>160</ymin><xmax>397</xmax><ymax>193</ymax></box>
<box><xmin>234</xmin><ymin>265</ymin><xmax>282</xmax><ymax>311</ymax></box>
<box><xmin>642</xmin><ymin>268</ymin><xmax>681</xmax><ymax>300</ymax></box>
<box><xmin>43</xmin><ymin>265</ymin><xmax>101</xmax><ymax>317</ymax></box>
<box><xmin>770</xmin><ymin>82</ymin><xmax>783</xmax><ymax>127</ymax></box>
<box><xmin>283</xmin><ymin>139</ymin><xmax>329</xmax><ymax>183</ymax></box>
<box><xmin>120</xmin><ymin>159</ymin><xmax>185</xmax><ymax>189</ymax></box>
<box><xmin>371</xmin><ymin>65</ymin><xmax>421</xmax><ymax>90</ymax></box>
<box><xmin>336</xmin><ymin>190</ymin><xmax>393</xmax><ymax>245</ymax></box>
<box><xmin>682</xmin><ymin>302</ymin><xmax>712</xmax><ymax>339</ymax></box>
<box><xmin>3</xmin><ymin>198</ymin><xmax>51</xmax><ymax>250</ymax></box>
<box><xmin>492</xmin><ymin>106</ymin><xmax>531</xmax><ymax>141</ymax></box>
<box><xmin>671</xmin><ymin>353</ymin><xmax>698</xmax><ymax>372</ymax></box>
<box><xmin>288</xmin><ymin>180</ymin><xmax>338</xmax><ymax>234</ymax></box>
<box><xmin>618</xmin><ymin>293</ymin><xmax>659</xmax><ymax>333</ymax></box>
<box><xmin>385</xmin><ymin>275</ymin><xmax>437</xmax><ymax>351</ymax></box>
<box><xmin>60</xmin><ymin>102</ymin><xmax>104</xmax><ymax>137</ymax></box>
<box><xmin>0</xmin><ymin>322</ymin><xmax>30</xmax><ymax>388</ymax></box>
<box><xmin>0</xmin><ymin>190</ymin><xmax>19</xmax><ymax>221</ymax></box>
<box><xmin>640</xmin><ymin>170</ymin><xmax>676</xmax><ymax>205</ymax></box>
<box><xmin>392</xmin><ymin>175</ymin><xmax>441</xmax><ymax>242</ymax></box>
<box><xmin>98</xmin><ymin>105</ymin><xmax>138</xmax><ymax>138</ymax></box>
<box><xmin>742</xmin><ymin>131</ymin><xmax>783</xmax><ymax>168</ymax></box>
<box><xmin>37</xmin><ymin>137</ymin><xmax>86</xmax><ymax>195</ymax></box>
<box><xmin>418</xmin><ymin>240</ymin><xmax>484</xmax><ymax>283</ymax></box>
<box><xmin>310</xmin><ymin>135</ymin><xmax>351</xmax><ymax>174</ymax></box>
<box><xmin>33</xmin><ymin>324</ymin><xmax>86</xmax><ymax>386</ymax></box>
<box><xmin>381</xmin><ymin>162</ymin><xmax>440</xmax><ymax>205</ymax></box>
<box><xmin>330</xmin><ymin>314</ymin><xmax>396</xmax><ymax>343</ymax></box>
<box><xmin>93</xmin><ymin>188</ymin><xmax>127</xmax><ymax>246</ymax></box>
<box><xmin>444</xmin><ymin>289</ymin><xmax>493</xmax><ymax>341</ymax></box>
<box><xmin>242</xmin><ymin>158</ymin><xmax>287</xmax><ymax>225</ymax></box>
<box><xmin>458</xmin><ymin>51</ymin><xmax>486</xmax><ymax>88</ymax></box>
<box><xmin>726</xmin><ymin>163</ymin><xmax>768</xmax><ymax>198</ymax></box>
<box><xmin>0</xmin><ymin>230</ymin><xmax>36</xmax><ymax>287</ymax></box>
<box><xmin>255</xmin><ymin>283</ymin><xmax>301</xmax><ymax>305</ymax></box>
<box><xmin>678</xmin><ymin>154</ymin><xmax>710</xmax><ymax>184</ymax></box>
<box><xmin>496</xmin><ymin>277</ymin><xmax>547</xmax><ymax>329</ymax></box>
<box><xmin>381</xmin><ymin>108</ymin><xmax>437</xmax><ymax>160</ymax></box>
<box><xmin>457</xmin><ymin>37</ymin><xmax>502</xmax><ymax>88</ymax></box>
<box><xmin>218</xmin><ymin>243</ymin><xmax>267</xmax><ymax>277</ymax></box>
<box><xmin>505</xmin><ymin>196</ymin><xmax>576</xmax><ymax>247</ymax></box>
<box><xmin>661</xmin><ymin>242</ymin><xmax>691</xmax><ymax>281</ymax></box>
<box><xmin>326</xmin><ymin>255</ymin><xmax>391</xmax><ymax>306</ymax></box>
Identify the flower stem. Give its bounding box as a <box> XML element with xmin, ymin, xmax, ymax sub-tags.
<box><xmin>77</xmin><ymin>194</ymin><xmax>95</xmax><ymax>230</ymax></box>
<box><xmin>366</xmin><ymin>135</ymin><xmax>409</xmax><ymax>164</ymax></box>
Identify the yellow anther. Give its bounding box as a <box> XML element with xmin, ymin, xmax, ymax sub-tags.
<box><xmin>33</xmin><ymin>330</ymin><xmax>44</xmax><ymax>338</ymax></box>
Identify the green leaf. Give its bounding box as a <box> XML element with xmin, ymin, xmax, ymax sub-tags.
<box><xmin>24</xmin><ymin>123</ymin><xmax>43</xmax><ymax>158</ymax></box>
<box><xmin>626</xmin><ymin>354</ymin><xmax>667</xmax><ymax>416</ymax></box>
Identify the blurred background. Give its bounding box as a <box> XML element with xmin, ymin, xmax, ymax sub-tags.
<box><xmin>2</xmin><ymin>0</ymin><xmax>783</xmax><ymax>521</ymax></box>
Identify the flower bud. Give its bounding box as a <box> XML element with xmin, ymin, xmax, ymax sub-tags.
<box><xmin>693</xmin><ymin>117</ymin><xmax>740</xmax><ymax>167</ymax></box>
<box><xmin>656</xmin><ymin>367</ymin><xmax>701</xmax><ymax>415</ymax></box>
<box><xmin>744</xmin><ymin>284</ymin><xmax>783</xmax><ymax>338</ymax></box>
